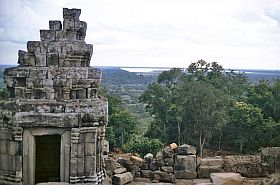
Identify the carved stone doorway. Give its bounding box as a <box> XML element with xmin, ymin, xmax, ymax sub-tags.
<box><xmin>35</xmin><ymin>135</ymin><xmax>61</xmax><ymax>183</ymax></box>
<box><xmin>23</xmin><ymin>129</ymin><xmax>70</xmax><ymax>185</ymax></box>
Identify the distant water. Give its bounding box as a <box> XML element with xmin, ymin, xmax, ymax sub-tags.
<box><xmin>121</xmin><ymin>67</ymin><xmax>171</xmax><ymax>73</ymax></box>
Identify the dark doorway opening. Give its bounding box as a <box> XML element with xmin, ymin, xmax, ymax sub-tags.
<box><xmin>35</xmin><ymin>135</ymin><xmax>61</xmax><ymax>183</ymax></box>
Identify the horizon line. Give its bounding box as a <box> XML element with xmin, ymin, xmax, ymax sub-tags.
<box><xmin>0</xmin><ymin>64</ymin><xmax>279</xmax><ymax>71</ymax></box>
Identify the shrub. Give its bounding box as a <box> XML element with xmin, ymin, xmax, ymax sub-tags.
<box><xmin>0</xmin><ymin>87</ymin><xmax>8</xmax><ymax>98</ymax></box>
<box><xmin>123</xmin><ymin>135</ymin><xmax>163</xmax><ymax>157</ymax></box>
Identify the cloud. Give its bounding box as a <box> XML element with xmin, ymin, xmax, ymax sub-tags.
<box><xmin>0</xmin><ymin>0</ymin><xmax>280</xmax><ymax>69</ymax></box>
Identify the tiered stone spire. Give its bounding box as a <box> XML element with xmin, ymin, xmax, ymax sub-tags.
<box><xmin>0</xmin><ymin>8</ymin><xmax>107</xmax><ymax>185</ymax></box>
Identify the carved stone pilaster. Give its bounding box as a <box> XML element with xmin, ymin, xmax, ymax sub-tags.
<box><xmin>13</xmin><ymin>127</ymin><xmax>23</xmax><ymax>141</ymax></box>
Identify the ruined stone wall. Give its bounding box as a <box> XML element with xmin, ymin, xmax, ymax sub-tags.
<box><xmin>0</xmin><ymin>8</ymin><xmax>107</xmax><ymax>185</ymax></box>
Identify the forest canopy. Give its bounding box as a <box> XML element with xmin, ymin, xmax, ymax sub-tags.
<box><xmin>140</xmin><ymin>60</ymin><xmax>280</xmax><ymax>156</ymax></box>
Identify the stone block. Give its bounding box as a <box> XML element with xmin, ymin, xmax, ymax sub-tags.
<box><xmin>0</xmin><ymin>140</ymin><xmax>8</xmax><ymax>153</ymax></box>
<box><xmin>32</xmin><ymin>78</ymin><xmax>43</xmax><ymax>88</ymax></box>
<box><xmin>9</xmin><ymin>141</ymin><xmax>19</xmax><ymax>156</ymax></box>
<box><xmin>261</xmin><ymin>147</ymin><xmax>280</xmax><ymax>174</ymax></box>
<box><xmin>117</xmin><ymin>158</ymin><xmax>134</xmax><ymax>171</ymax></box>
<box><xmin>140</xmin><ymin>170</ymin><xmax>153</xmax><ymax>178</ymax></box>
<box><xmin>153</xmin><ymin>170</ymin><xmax>175</xmax><ymax>183</ymax></box>
<box><xmin>9</xmin><ymin>155</ymin><xmax>16</xmax><ymax>171</ymax></box>
<box><xmin>48</xmin><ymin>41</ymin><xmax>63</xmax><ymax>53</ymax></box>
<box><xmin>55</xmin><ymin>30</ymin><xmax>64</xmax><ymax>40</ymax></box>
<box><xmin>88</xmin><ymin>67</ymin><xmax>101</xmax><ymax>79</ymax></box>
<box><xmin>29</xmin><ymin>68</ymin><xmax>47</xmax><ymax>78</ymax></box>
<box><xmin>164</xmin><ymin>157</ymin><xmax>174</xmax><ymax>167</ymax></box>
<box><xmin>84</xmin><ymin>156</ymin><xmax>96</xmax><ymax>176</ymax></box>
<box><xmin>77</xmin><ymin>21</ymin><xmax>87</xmax><ymax>41</ymax></box>
<box><xmin>4</xmin><ymin>76</ymin><xmax>14</xmax><ymax>87</ymax></box>
<box><xmin>0</xmin><ymin>154</ymin><xmax>9</xmax><ymax>170</ymax></box>
<box><xmin>199</xmin><ymin>156</ymin><xmax>223</xmax><ymax>166</ymax></box>
<box><xmin>85</xmin><ymin>143</ymin><xmax>95</xmax><ymax>156</ymax></box>
<box><xmin>18</xmin><ymin>50</ymin><xmax>27</xmax><ymax>66</ymax></box>
<box><xmin>76</xmin><ymin>89</ymin><xmax>87</xmax><ymax>99</ymax></box>
<box><xmin>49</xmin><ymin>20</ymin><xmax>62</xmax><ymax>30</ymax></box>
<box><xmin>70</xmin><ymin>158</ymin><xmax>77</xmax><ymax>177</ymax></box>
<box><xmin>174</xmin><ymin>155</ymin><xmax>197</xmax><ymax>179</ymax></box>
<box><xmin>156</xmin><ymin>151</ymin><xmax>164</xmax><ymax>167</ymax></box>
<box><xmin>85</xmin><ymin>131</ymin><xmax>96</xmax><ymax>142</ymax></box>
<box><xmin>114</xmin><ymin>167</ymin><xmax>127</xmax><ymax>174</ymax></box>
<box><xmin>66</xmin><ymin>68</ymin><xmax>88</xmax><ymax>79</ymax></box>
<box><xmin>174</xmin><ymin>170</ymin><xmax>197</xmax><ymax>179</ymax></box>
<box><xmin>130</xmin><ymin>155</ymin><xmax>143</xmax><ymax>166</ymax></box>
<box><xmin>174</xmin><ymin>154</ymin><xmax>196</xmax><ymax>172</ymax></box>
<box><xmin>40</xmin><ymin>41</ymin><xmax>48</xmax><ymax>53</ymax></box>
<box><xmin>261</xmin><ymin>147</ymin><xmax>280</xmax><ymax>158</ymax></box>
<box><xmin>161</xmin><ymin>166</ymin><xmax>173</xmax><ymax>173</ymax></box>
<box><xmin>77</xmin><ymin>157</ymin><xmax>84</xmax><ymax>176</ymax></box>
<box><xmin>149</xmin><ymin>160</ymin><xmax>158</xmax><ymax>171</ymax></box>
<box><xmin>170</xmin><ymin>143</ymin><xmax>178</xmax><ymax>150</ymax></box>
<box><xmin>117</xmin><ymin>158</ymin><xmax>139</xmax><ymax>177</ymax></box>
<box><xmin>14</xmin><ymin>77</ymin><xmax>26</xmax><ymax>87</ymax></box>
<box><xmin>112</xmin><ymin>172</ymin><xmax>133</xmax><ymax>185</ymax></box>
<box><xmin>140</xmin><ymin>162</ymin><xmax>149</xmax><ymax>170</ymax></box>
<box><xmin>15</xmin><ymin>156</ymin><xmax>22</xmax><ymax>171</ymax></box>
<box><xmin>63</xmin><ymin>8</ymin><xmax>81</xmax><ymax>20</ymax></box>
<box><xmin>210</xmin><ymin>173</ymin><xmax>243</xmax><ymax>185</ymax></box>
<box><xmin>65</xmin><ymin>30</ymin><xmax>77</xmax><ymax>40</ymax></box>
<box><xmin>86</xmin><ymin>44</ymin><xmax>93</xmax><ymax>57</ymax></box>
<box><xmin>27</xmin><ymin>41</ymin><xmax>41</xmax><ymax>53</ymax></box>
<box><xmin>46</xmin><ymin>52</ymin><xmax>59</xmax><ymax>66</ymax></box>
<box><xmin>14</xmin><ymin>87</ymin><xmax>26</xmax><ymax>98</ymax></box>
<box><xmin>198</xmin><ymin>166</ymin><xmax>223</xmax><ymax>178</ymax></box>
<box><xmin>33</xmin><ymin>88</ymin><xmax>47</xmax><ymax>99</ymax></box>
<box><xmin>35</xmin><ymin>53</ymin><xmax>47</xmax><ymax>66</ymax></box>
<box><xmin>104</xmin><ymin>158</ymin><xmax>117</xmax><ymax>172</ymax></box>
<box><xmin>178</xmin><ymin>144</ymin><xmax>196</xmax><ymax>155</ymax></box>
<box><xmin>70</xmin><ymin>90</ymin><xmax>77</xmax><ymax>99</ymax></box>
<box><xmin>23</xmin><ymin>53</ymin><xmax>36</xmax><ymax>66</ymax></box>
<box><xmin>77</xmin><ymin>143</ymin><xmax>84</xmax><ymax>157</ymax></box>
<box><xmin>223</xmin><ymin>155</ymin><xmax>262</xmax><ymax>177</ymax></box>
<box><xmin>144</xmin><ymin>153</ymin><xmax>153</xmax><ymax>162</ymax></box>
<box><xmin>163</xmin><ymin>146</ymin><xmax>173</xmax><ymax>158</ymax></box>
<box><xmin>40</xmin><ymin>30</ymin><xmax>56</xmax><ymax>41</ymax></box>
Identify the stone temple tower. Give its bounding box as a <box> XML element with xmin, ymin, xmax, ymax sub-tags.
<box><xmin>0</xmin><ymin>8</ymin><xmax>108</xmax><ymax>185</ymax></box>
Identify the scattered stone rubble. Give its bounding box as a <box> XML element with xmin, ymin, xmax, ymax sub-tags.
<box><xmin>223</xmin><ymin>155</ymin><xmax>263</xmax><ymax>178</ymax></box>
<box><xmin>104</xmin><ymin>146</ymin><xmax>280</xmax><ymax>185</ymax></box>
<box><xmin>0</xmin><ymin>8</ymin><xmax>108</xmax><ymax>185</ymax></box>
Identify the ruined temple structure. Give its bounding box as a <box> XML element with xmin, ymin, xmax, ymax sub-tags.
<box><xmin>0</xmin><ymin>8</ymin><xmax>108</xmax><ymax>185</ymax></box>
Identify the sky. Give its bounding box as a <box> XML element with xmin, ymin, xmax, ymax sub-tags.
<box><xmin>0</xmin><ymin>0</ymin><xmax>280</xmax><ymax>69</ymax></box>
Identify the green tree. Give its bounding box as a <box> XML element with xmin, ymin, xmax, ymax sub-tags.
<box><xmin>228</xmin><ymin>101</ymin><xmax>265</xmax><ymax>152</ymax></box>
<box><xmin>140</xmin><ymin>83</ymin><xmax>171</xmax><ymax>142</ymax></box>
<box><xmin>140</xmin><ymin>68</ymin><xmax>184</xmax><ymax>143</ymax></box>
<box><xmin>158</xmin><ymin>68</ymin><xmax>183</xmax><ymax>88</ymax></box>
<box><xmin>188</xmin><ymin>59</ymin><xmax>210</xmax><ymax>75</ymax></box>
<box><xmin>109</xmin><ymin>110</ymin><xmax>137</xmax><ymax>147</ymax></box>
<box><xmin>248</xmin><ymin>79</ymin><xmax>280</xmax><ymax>122</ymax></box>
<box><xmin>178</xmin><ymin>79</ymin><xmax>228</xmax><ymax>156</ymax></box>
<box><xmin>99</xmin><ymin>88</ymin><xmax>138</xmax><ymax>149</ymax></box>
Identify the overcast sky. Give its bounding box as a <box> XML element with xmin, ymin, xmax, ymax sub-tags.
<box><xmin>0</xmin><ymin>0</ymin><xmax>280</xmax><ymax>69</ymax></box>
